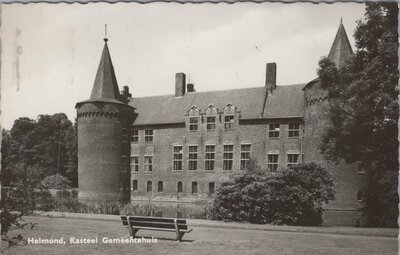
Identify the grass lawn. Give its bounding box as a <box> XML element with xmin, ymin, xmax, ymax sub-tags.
<box><xmin>2</xmin><ymin>216</ymin><xmax>397</xmax><ymax>255</ymax></box>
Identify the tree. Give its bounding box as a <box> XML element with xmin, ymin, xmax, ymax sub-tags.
<box><xmin>318</xmin><ymin>3</ymin><xmax>398</xmax><ymax>226</ymax></box>
<box><xmin>42</xmin><ymin>174</ymin><xmax>71</xmax><ymax>189</ymax></box>
<box><xmin>212</xmin><ymin>160</ymin><xmax>335</xmax><ymax>226</ymax></box>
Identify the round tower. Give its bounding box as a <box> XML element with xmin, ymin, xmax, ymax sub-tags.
<box><xmin>75</xmin><ymin>38</ymin><xmax>136</xmax><ymax>201</ymax></box>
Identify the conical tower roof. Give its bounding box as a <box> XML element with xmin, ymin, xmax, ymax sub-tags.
<box><xmin>90</xmin><ymin>38</ymin><xmax>121</xmax><ymax>100</ymax></box>
<box><xmin>328</xmin><ymin>20</ymin><xmax>353</xmax><ymax>69</ymax></box>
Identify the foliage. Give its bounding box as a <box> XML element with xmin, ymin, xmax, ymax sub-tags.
<box><xmin>1</xmin><ymin>113</ymin><xmax>78</xmax><ymax>188</ymax></box>
<box><xmin>212</xmin><ymin>160</ymin><xmax>335</xmax><ymax>226</ymax></box>
<box><xmin>317</xmin><ymin>3</ymin><xmax>398</xmax><ymax>227</ymax></box>
<box><xmin>42</xmin><ymin>174</ymin><xmax>72</xmax><ymax>189</ymax></box>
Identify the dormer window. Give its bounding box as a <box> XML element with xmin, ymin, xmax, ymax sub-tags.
<box><xmin>188</xmin><ymin>106</ymin><xmax>199</xmax><ymax>132</ymax></box>
<box><xmin>207</xmin><ymin>116</ymin><xmax>216</xmax><ymax>130</ymax></box>
<box><xmin>224</xmin><ymin>115</ymin><xmax>234</xmax><ymax>130</ymax></box>
<box><xmin>206</xmin><ymin>105</ymin><xmax>217</xmax><ymax>131</ymax></box>
<box><xmin>189</xmin><ymin>117</ymin><xmax>198</xmax><ymax>131</ymax></box>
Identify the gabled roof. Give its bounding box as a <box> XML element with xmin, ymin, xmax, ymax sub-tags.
<box><xmin>328</xmin><ymin>21</ymin><xmax>353</xmax><ymax>69</ymax></box>
<box><xmin>90</xmin><ymin>39</ymin><xmax>122</xmax><ymax>100</ymax></box>
<box><xmin>130</xmin><ymin>84</ymin><xmax>305</xmax><ymax>126</ymax></box>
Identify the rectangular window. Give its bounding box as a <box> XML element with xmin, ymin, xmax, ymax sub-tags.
<box><xmin>173</xmin><ymin>146</ymin><xmax>183</xmax><ymax>171</ymax></box>
<box><xmin>189</xmin><ymin>117</ymin><xmax>198</xmax><ymax>131</ymax></box>
<box><xmin>144</xmin><ymin>156</ymin><xmax>153</xmax><ymax>172</ymax></box>
<box><xmin>130</xmin><ymin>156</ymin><xmax>139</xmax><ymax>172</ymax></box>
<box><xmin>267</xmin><ymin>154</ymin><xmax>279</xmax><ymax>172</ymax></box>
<box><xmin>209</xmin><ymin>182</ymin><xmax>215</xmax><ymax>195</ymax></box>
<box><xmin>145</xmin><ymin>130</ymin><xmax>153</xmax><ymax>143</ymax></box>
<box><xmin>132</xmin><ymin>180</ymin><xmax>138</xmax><ymax>191</ymax></box>
<box><xmin>240</xmin><ymin>144</ymin><xmax>251</xmax><ymax>170</ymax></box>
<box><xmin>224</xmin><ymin>115</ymin><xmax>234</xmax><ymax>130</ymax></box>
<box><xmin>206</xmin><ymin>116</ymin><xmax>216</xmax><ymax>131</ymax></box>
<box><xmin>287</xmin><ymin>154</ymin><xmax>299</xmax><ymax>167</ymax></box>
<box><xmin>268</xmin><ymin>124</ymin><xmax>280</xmax><ymax>138</ymax></box>
<box><xmin>192</xmin><ymin>182</ymin><xmax>198</xmax><ymax>194</ymax></box>
<box><xmin>288</xmin><ymin>123</ymin><xmax>300</xmax><ymax>138</ymax></box>
<box><xmin>177</xmin><ymin>182</ymin><xmax>183</xmax><ymax>193</ymax></box>
<box><xmin>357</xmin><ymin>162</ymin><xmax>366</xmax><ymax>174</ymax></box>
<box><xmin>223</xmin><ymin>145</ymin><xmax>234</xmax><ymax>170</ymax></box>
<box><xmin>131</xmin><ymin>130</ymin><xmax>139</xmax><ymax>143</ymax></box>
<box><xmin>188</xmin><ymin>146</ymin><xmax>198</xmax><ymax>170</ymax></box>
<box><xmin>205</xmin><ymin>145</ymin><xmax>215</xmax><ymax>170</ymax></box>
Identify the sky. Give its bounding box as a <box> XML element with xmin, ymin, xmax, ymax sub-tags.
<box><xmin>1</xmin><ymin>2</ymin><xmax>366</xmax><ymax>129</ymax></box>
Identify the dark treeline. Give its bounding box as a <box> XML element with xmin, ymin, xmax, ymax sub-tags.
<box><xmin>1</xmin><ymin>113</ymin><xmax>78</xmax><ymax>188</ymax></box>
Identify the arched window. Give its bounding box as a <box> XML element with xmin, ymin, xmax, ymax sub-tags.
<box><xmin>177</xmin><ymin>181</ymin><xmax>183</xmax><ymax>193</ymax></box>
<box><xmin>206</xmin><ymin>105</ymin><xmax>217</xmax><ymax>131</ymax></box>
<box><xmin>147</xmin><ymin>181</ymin><xmax>152</xmax><ymax>192</ymax></box>
<box><xmin>158</xmin><ymin>181</ymin><xmax>163</xmax><ymax>193</ymax></box>
<box><xmin>188</xmin><ymin>106</ymin><xmax>199</xmax><ymax>132</ymax></box>
<box><xmin>223</xmin><ymin>103</ymin><xmax>235</xmax><ymax>130</ymax></box>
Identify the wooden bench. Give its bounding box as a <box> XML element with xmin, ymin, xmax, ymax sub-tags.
<box><xmin>121</xmin><ymin>215</ymin><xmax>193</xmax><ymax>242</ymax></box>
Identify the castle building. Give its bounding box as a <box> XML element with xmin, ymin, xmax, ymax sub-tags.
<box><xmin>76</xmin><ymin>21</ymin><xmax>366</xmax><ymax>226</ymax></box>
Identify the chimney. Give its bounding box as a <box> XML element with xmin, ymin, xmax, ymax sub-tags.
<box><xmin>187</xmin><ymin>83</ymin><xmax>195</xmax><ymax>93</ymax></box>
<box><xmin>120</xmin><ymin>86</ymin><xmax>132</xmax><ymax>103</ymax></box>
<box><xmin>265</xmin><ymin>63</ymin><xmax>277</xmax><ymax>93</ymax></box>
<box><xmin>175</xmin><ymin>73</ymin><xmax>186</xmax><ymax>97</ymax></box>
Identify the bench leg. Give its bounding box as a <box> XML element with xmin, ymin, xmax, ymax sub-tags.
<box><xmin>131</xmin><ymin>228</ymin><xmax>139</xmax><ymax>238</ymax></box>
<box><xmin>178</xmin><ymin>233</ymin><xmax>184</xmax><ymax>242</ymax></box>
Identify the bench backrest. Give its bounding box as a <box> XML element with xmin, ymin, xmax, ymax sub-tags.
<box><xmin>121</xmin><ymin>216</ymin><xmax>188</xmax><ymax>230</ymax></box>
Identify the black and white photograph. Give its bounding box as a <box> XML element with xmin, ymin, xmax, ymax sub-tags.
<box><xmin>0</xmin><ymin>1</ymin><xmax>398</xmax><ymax>254</ymax></box>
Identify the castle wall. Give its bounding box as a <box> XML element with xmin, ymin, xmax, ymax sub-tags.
<box><xmin>77</xmin><ymin>103</ymin><xmax>124</xmax><ymax>201</ymax></box>
<box><xmin>303</xmin><ymin>82</ymin><xmax>367</xmax><ymax>226</ymax></box>
<box><xmin>129</xmin><ymin>114</ymin><xmax>303</xmax><ymax>204</ymax></box>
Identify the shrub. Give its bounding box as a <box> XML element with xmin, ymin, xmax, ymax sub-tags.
<box><xmin>42</xmin><ymin>174</ymin><xmax>71</xmax><ymax>189</ymax></box>
<box><xmin>212</xmin><ymin>161</ymin><xmax>335</xmax><ymax>226</ymax></box>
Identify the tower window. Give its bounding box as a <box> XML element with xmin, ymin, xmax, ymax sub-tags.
<box><xmin>205</xmin><ymin>145</ymin><xmax>215</xmax><ymax>171</ymax></box>
<box><xmin>224</xmin><ymin>115</ymin><xmax>234</xmax><ymax>130</ymax></box>
<box><xmin>209</xmin><ymin>182</ymin><xmax>215</xmax><ymax>195</ymax></box>
<box><xmin>173</xmin><ymin>146</ymin><xmax>183</xmax><ymax>171</ymax></box>
<box><xmin>357</xmin><ymin>190</ymin><xmax>363</xmax><ymax>201</ymax></box>
<box><xmin>131</xmin><ymin>130</ymin><xmax>139</xmax><ymax>143</ymax></box>
<box><xmin>189</xmin><ymin>117</ymin><xmax>198</xmax><ymax>131</ymax></box>
<box><xmin>147</xmin><ymin>181</ymin><xmax>152</xmax><ymax>192</ymax></box>
<box><xmin>268</xmin><ymin>124</ymin><xmax>280</xmax><ymax>138</ymax></box>
<box><xmin>287</xmin><ymin>154</ymin><xmax>299</xmax><ymax>167</ymax></box>
<box><xmin>192</xmin><ymin>182</ymin><xmax>198</xmax><ymax>194</ymax></box>
<box><xmin>177</xmin><ymin>181</ymin><xmax>183</xmax><ymax>193</ymax></box>
<box><xmin>132</xmin><ymin>180</ymin><xmax>138</xmax><ymax>191</ymax></box>
<box><xmin>288</xmin><ymin>123</ymin><xmax>300</xmax><ymax>138</ymax></box>
<box><xmin>188</xmin><ymin>146</ymin><xmax>198</xmax><ymax>170</ymax></box>
<box><xmin>223</xmin><ymin>145</ymin><xmax>234</xmax><ymax>170</ymax></box>
<box><xmin>206</xmin><ymin>116</ymin><xmax>216</xmax><ymax>131</ymax></box>
<box><xmin>144</xmin><ymin>156</ymin><xmax>153</xmax><ymax>172</ymax></box>
<box><xmin>158</xmin><ymin>181</ymin><xmax>163</xmax><ymax>193</ymax></box>
<box><xmin>130</xmin><ymin>156</ymin><xmax>139</xmax><ymax>172</ymax></box>
<box><xmin>267</xmin><ymin>154</ymin><xmax>279</xmax><ymax>172</ymax></box>
<box><xmin>145</xmin><ymin>130</ymin><xmax>153</xmax><ymax>143</ymax></box>
<box><xmin>240</xmin><ymin>144</ymin><xmax>251</xmax><ymax>170</ymax></box>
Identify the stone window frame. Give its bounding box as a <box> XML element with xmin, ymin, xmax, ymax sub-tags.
<box><xmin>267</xmin><ymin>153</ymin><xmax>279</xmax><ymax>172</ymax></box>
<box><xmin>188</xmin><ymin>145</ymin><xmax>198</xmax><ymax>171</ymax></box>
<box><xmin>191</xmin><ymin>181</ymin><xmax>198</xmax><ymax>194</ymax></box>
<box><xmin>268</xmin><ymin>124</ymin><xmax>280</xmax><ymax>139</ymax></box>
<box><xmin>205</xmin><ymin>145</ymin><xmax>216</xmax><ymax>171</ymax></box>
<box><xmin>223</xmin><ymin>144</ymin><xmax>234</xmax><ymax>171</ymax></box>
<box><xmin>287</xmin><ymin>154</ymin><xmax>299</xmax><ymax>167</ymax></box>
<box><xmin>206</xmin><ymin>105</ymin><xmax>217</xmax><ymax>131</ymax></box>
<box><xmin>157</xmin><ymin>181</ymin><xmax>163</xmax><ymax>193</ymax></box>
<box><xmin>240</xmin><ymin>144</ymin><xmax>251</xmax><ymax>170</ymax></box>
<box><xmin>208</xmin><ymin>182</ymin><xmax>215</xmax><ymax>195</ymax></box>
<box><xmin>173</xmin><ymin>145</ymin><xmax>183</xmax><ymax>171</ymax></box>
<box><xmin>131</xmin><ymin>130</ymin><xmax>139</xmax><ymax>143</ymax></box>
<box><xmin>132</xmin><ymin>179</ymin><xmax>138</xmax><ymax>191</ymax></box>
<box><xmin>146</xmin><ymin>180</ymin><xmax>152</xmax><ymax>192</ymax></box>
<box><xmin>224</xmin><ymin>115</ymin><xmax>234</xmax><ymax>130</ymax></box>
<box><xmin>145</xmin><ymin>129</ymin><xmax>153</xmax><ymax>143</ymax></box>
<box><xmin>130</xmin><ymin>155</ymin><xmax>139</xmax><ymax>173</ymax></box>
<box><xmin>144</xmin><ymin>155</ymin><xmax>153</xmax><ymax>172</ymax></box>
<box><xmin>177</xmin><ymin>181</ymin><xmax>183</xmax><ymax>193</ymax></box>
<box><xmin>288</xmin><ymin>123</ymin><xmax>300</xmax><ymax>138</ymax></box>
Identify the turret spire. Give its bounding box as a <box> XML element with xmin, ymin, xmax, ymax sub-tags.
<box><xmin>90</xmin><ymin>36</ymin><xmax>121</xmax><ymax>100</ymax></box>
<box><xmin>328</xmin><ymin>20</ymin><xmax>353</xmax><ymax>69</ymax></box>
